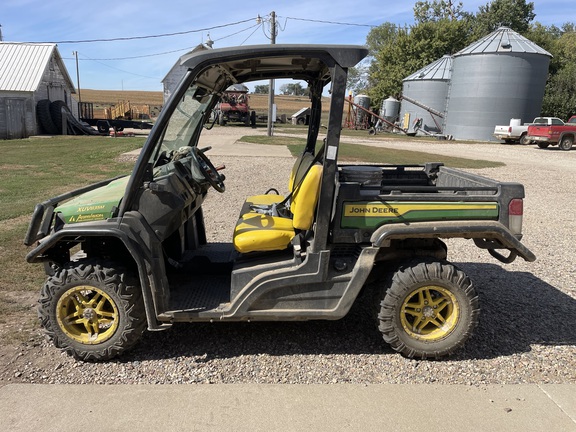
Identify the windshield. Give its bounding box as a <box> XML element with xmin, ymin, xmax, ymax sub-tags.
<box><xmin>150</xmin><ymin>84</ymin><xmax>217</xmax><ymax>165</ymax></box>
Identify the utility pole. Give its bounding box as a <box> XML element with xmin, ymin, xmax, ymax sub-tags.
<box><xmin>267</xmin><ymin>11</ymin><xmax>276</xmax><ymax>137</ymax></box>
<box><xmin>73</xmin><ymin>51</ymin><xmax>81</xmax><ymax>105</ymax></box>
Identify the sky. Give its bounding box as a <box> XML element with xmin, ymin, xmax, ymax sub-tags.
<box><xmin>2</xmin><ymin>0</ymin><xmax>572</xmax><ymax>92</ymax></box>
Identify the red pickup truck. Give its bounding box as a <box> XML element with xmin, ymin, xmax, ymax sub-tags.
<box><xmin>526</xmin><ymin>116</ymin><xmax>576</xmax><ymax>150</ymax></box>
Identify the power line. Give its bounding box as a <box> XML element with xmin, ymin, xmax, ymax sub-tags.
<box><xmin>78</xmin><ymin>52</ymin><xmax>160</xmax><ymax>80</ymax></box>
<box><xmin>61</xmin><ymin>22</ymin><xmax>262</xmax><ymax>62</ymax></box>
<box><xmin>282</xmin><ymin>16</ymin><xmax>376</xmax><ymax>28</ymax></box>
<box><xmin>38</xmin><ymin>18</ymin><xmax>257</xmax><ymax>44</ymax></box>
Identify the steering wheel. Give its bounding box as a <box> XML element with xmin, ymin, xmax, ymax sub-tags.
<box><xmin>192</xmin><ymin>146</ymin><xmax>225</xmax><ymax>193</ymax></box>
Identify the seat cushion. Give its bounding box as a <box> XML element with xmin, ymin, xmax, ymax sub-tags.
<box><xmin>291</xmin><ymin>164</ymin><xmax>323</xmax><ymax>230</ymax></box>
<box><xmin>239</xmin><ymin>193</ymin><xmax>285</xmax><ymax>216</ymax></box>
<box><xmin>233</xmin><ymin>213</ymin><xmax>295</xmax><ymax>253</ymax></box>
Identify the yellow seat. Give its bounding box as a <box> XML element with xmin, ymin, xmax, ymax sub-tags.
<box><xmin>233</xmin><ymin>164</ymin><xmax>323</xmax><ymax>254</ymax></box>
<box><xmin>241</xmin><ymin>152</ymin><xmax>316</xmax><ymax>215</ymax></box>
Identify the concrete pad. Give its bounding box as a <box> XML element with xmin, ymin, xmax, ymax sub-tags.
<box><xmin>540</xmin><ymin>384</ymin><xmax>576</xmax><ymax>423</ymax></box>
<box><xmin>1</xmin><ymin>384</ymin><xmax>575</xmax><ymax>432</ymax></box>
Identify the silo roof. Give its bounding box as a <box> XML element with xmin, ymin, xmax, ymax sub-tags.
<box><xmin>456</xmin><ymin>26</ymin><xmax>552</xmax><ymax>57</ymax></box>
<box><xmin>404</xmin><ymin>55</ymin><xmax>452</xmax><ymax>81</ymax></box>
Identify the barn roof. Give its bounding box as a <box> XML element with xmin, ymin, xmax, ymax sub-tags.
<box><xmin>0</xmin><ymin>42</ymin><xmax>76</xmax><ymax>92</ymax></box>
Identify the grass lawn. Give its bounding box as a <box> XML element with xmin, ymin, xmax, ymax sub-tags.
<box><xmin>238</xmin><ymin>135</ymin><xmax>505</xmax><ymax>169</ymax></box>
<box><xmin>0</xmin><ymin>136</ymin><xmax>144</xmax><ymax>310</ymax></box>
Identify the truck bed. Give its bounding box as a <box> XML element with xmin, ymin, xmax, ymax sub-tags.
<box><xmin>332</xmin><ymin>163</ymin><xmax>523</xmax><ymax>243</ymax></box>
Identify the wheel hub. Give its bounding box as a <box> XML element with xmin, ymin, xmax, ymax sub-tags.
<box><xmin>400</xmin><ymin>285</ymin><xmax>459</xmax><ymax>341</ymax></box>
<box><xmin>82</xmin><ymin>307</ymin><xmax>95</xmax><ymax>320</ymax></box>
<box><xmin>422</xmin><ymin>306</ymin><xmax>435</xmax><ymax>318</ymax></box>
<box><xmin>56</xmin><ymin>285</ymin><xmax>119</xmax><ymax>345</ymax></box>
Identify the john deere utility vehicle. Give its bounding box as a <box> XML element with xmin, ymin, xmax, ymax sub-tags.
<box><xmin>24</xmin><ymin>45</ymin><xmax>535</xmax><ymax>361</ymax></box>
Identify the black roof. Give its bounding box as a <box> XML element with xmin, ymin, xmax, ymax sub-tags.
<box><xmin>179</xmin><ymin>44</ymin><xmax>368</xmax><ymax>86</ymax></box>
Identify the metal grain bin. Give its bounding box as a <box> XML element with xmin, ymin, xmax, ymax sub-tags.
<box><xmin>382</xmin><ymin>96</ymin><xmax>400</xmax><ymax>123</ymax></box>
<box><xmin>353</xmin><ymin>94</ymin><xmax>371</xmax><ymax>127</ymax></box>
<box><xmin>443</xmin><ymin>27</ymin><xmax>552</xmax><ymax>141</ymax></box>
<box><xmin>400</xmin><ymin>55</ymin><xmax>452</xmax><ymax>134</ymax></box>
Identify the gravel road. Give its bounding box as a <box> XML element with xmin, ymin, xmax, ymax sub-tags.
<box><xmin>2</xmin><ymin>129</ymin><xmax>575</xmax><ymax>385</ymax></box>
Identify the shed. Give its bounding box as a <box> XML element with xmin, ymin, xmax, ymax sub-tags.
<box><xmin>0</xmin><ymin>42</ymin><xmax>76</xmax><ymax>139</ymax></box>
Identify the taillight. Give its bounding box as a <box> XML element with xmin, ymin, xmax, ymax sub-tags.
<box><xmin>508</xmin><ymin>126</ymin><xmax>512</xmax><ymax>133</ymax></box>
<box><xmin>508</xmin><ymin>199</ymin><xmax>523</xmax><ymax>235</ymax></box>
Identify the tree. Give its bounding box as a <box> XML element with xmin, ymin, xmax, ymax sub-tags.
<box><xmin>279</xmin><ymin>82</ymin><xmax>308</xmax><ymax>96</ymax></box>
<box><xmin>413</xmin><ymin>0</ymin><xmax>469</xmax><ymax>22</ymax></box>
<box><xmin>541</xmin><ymin>29</ymin><xmax>576</xmax><ymax>118</ymax></box>
<box><xmin>365</xmin><ymin>22</ymin><xmax>399</xmax><ymax>56</ymax></box>
<box><xmin>347</xmin><ymin>62</ymin><xmax>370</xmax><ymax>94</ymax></box>
<box><xmin>368</xmin><ymin>19</ymin><xmax>473</xmax><ymax>107</ymax></box>
<box><xmin>253</xmin><ymin>84</ymin><xmax>269</xmax><ymax>94</ymax></box>
<box><xmin>473</xmin><ymin>0</ymin><xmax>536</xmax><ymax>36</ymax></box>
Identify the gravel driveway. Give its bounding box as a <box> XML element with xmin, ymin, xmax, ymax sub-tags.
<box><xmin>3</xmin><ymin>129</ymin><xmax>575</xmax><ymax>385</ymax></box>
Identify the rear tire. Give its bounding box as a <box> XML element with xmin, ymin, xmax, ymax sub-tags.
<box><xmin>537</xmin><ymin>142</ymin><xmax>549</xmax><ymax>149</ymax></box>
<box><xmin>519</xmin><ymin>133</ymin><xmax>528</xmax><ymax>145</ymax></box>
<box><xmin>38</xmin><ymin>260</ymin><xmax>146</xmax><ymax>361</ymax></box>
<box><xmin>377</xmin><ymin>259</ymin><xmax>479</xmax><ymax>359</ymax></box>
<box><xmin>559</xmin><ymin>136</ymin><xmax>573</xmax><ymax>151</ymax></box>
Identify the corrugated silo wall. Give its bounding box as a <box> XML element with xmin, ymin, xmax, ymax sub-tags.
<box><xmin>400</xmin><ymin>80</ymin><xmax>449</xmax><ymax>133</ymax></box>
<box><xmin>443</xmin><ymin>53</ymin><xmax>550</xmax><ymax>141</ymax></box>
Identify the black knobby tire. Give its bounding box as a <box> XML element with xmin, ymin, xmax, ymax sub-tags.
<box><xmin>37</xmin><ymin>259</ymin><xmax>147</xmax><ymax>361</ymax></box>
<box><xmin>559</xmin><ymin>136</ymin><xmax>573</xmax><ymax>151</ymax></box>
<box><xmin>537</xmin><ymin>142</ymin><xmax>549</xmax><ymax>149</ymax></box>
<box><xmin>36</xmin><ymin>99</ymin><xmax>59</xmax><ymax>135</ymax></box>
<box><xmin>49</xmin><ymin>100</ymin><xmax>68</xmax><ymax>134</ymax></box>
<box><xmin>377</xmin><ymin>259</ymin><xmax>479</xmax><ymax>359</ymax></box>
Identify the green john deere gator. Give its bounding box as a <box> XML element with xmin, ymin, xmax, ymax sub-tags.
<box><xmin>24</xmin><ymin>45</ymin><xmax>535</xmax><ymax>361</ymax></box>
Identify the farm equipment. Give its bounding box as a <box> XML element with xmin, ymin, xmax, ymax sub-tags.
<box><xmin>216</xmin><ymin>84</ymin><xmax>255</xmax><ymax>126</ymax></box>
<box><xmin>79</xmin><ymin>102</ymin><xmax>154</xmax><ymax>133</ymax></box>
<box><xmin>345</xmin><ymin>96</ymin><xmax>408</xmax><ymax>134</ymax></box>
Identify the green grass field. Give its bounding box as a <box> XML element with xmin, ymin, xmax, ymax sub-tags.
<box><xmin>238</xmin><ymin>135</ymin><xmax>504</xmax><ymax>169</ymax></box>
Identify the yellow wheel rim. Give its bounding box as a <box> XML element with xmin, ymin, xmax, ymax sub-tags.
<box><xmin>400</xmin><ymin>285</ymin><xmax>460</xmax><ymax>341</ymax></box>
<box><xmin>56</xmin><ymin>285</ymin><xmax>119</xmax><ymax>345</ymax></box>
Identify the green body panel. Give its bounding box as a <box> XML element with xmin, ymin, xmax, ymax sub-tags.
<box><xmin>55</xmin><ymin>176</ymin><xmax>130</xmax><ymax>224</ymax></box>
<box><xmin>341</xmin><ymin>201</ymin><xmax>499</xmax><ymax>229</ymax></box>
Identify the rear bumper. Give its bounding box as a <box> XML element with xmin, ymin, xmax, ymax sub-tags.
<box><xmin>526</xmin><ymin>135</ymin><xmax>552</xmax><ymax>143</ymax></box>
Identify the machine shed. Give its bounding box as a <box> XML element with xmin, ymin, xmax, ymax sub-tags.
<box><xmin>0</xmin><ymin>42</ymin><xmax>76</xmax><ymax>139</ymax></box>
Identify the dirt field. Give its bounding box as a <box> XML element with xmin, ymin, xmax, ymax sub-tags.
<box><xmin>79</xmin><ymin>89</ymin><xmax>328</xmax><ymax>121</ymax></box>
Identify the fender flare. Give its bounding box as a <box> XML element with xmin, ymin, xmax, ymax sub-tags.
<box><xmin>370</xmin><ymin>220</ymin><xmax>536</xmax><ymax>263</ymax></box>
<box><xmin>25</xmin><ymin>224</ymin><xmax>169</xmax><ymax>331</ymax></box>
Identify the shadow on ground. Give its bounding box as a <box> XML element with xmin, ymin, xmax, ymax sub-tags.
<box><xmin>123</xmin><ymin>263</ymin><xmax>575</xmax><ymax>362</ymax></box>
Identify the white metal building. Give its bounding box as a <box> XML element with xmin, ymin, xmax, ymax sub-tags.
<box><xmin>0</xmin><ymin>42</ymin><xmax>76</xmax><ymax>139</ymax></box>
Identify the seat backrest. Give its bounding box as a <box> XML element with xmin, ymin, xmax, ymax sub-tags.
<box><xmin>288</xmin><ymin>152</ymin><xmax>316</xmax><ymax>192</ymax></box>
<box><xmin>290</xmin><ymin>164</ymin><xmax>323</xmax><ymax>230</ymax></box>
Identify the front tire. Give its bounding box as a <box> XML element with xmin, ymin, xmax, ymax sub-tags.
<box><xmin>377</xmin><ymin>259</ymin><xmax>479</xmax><ymax>359</ymax></box>
<box><xmin>38</xmin><ymin>260</ymin><xmax>146</xmax><ymax>361</ymax></box>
